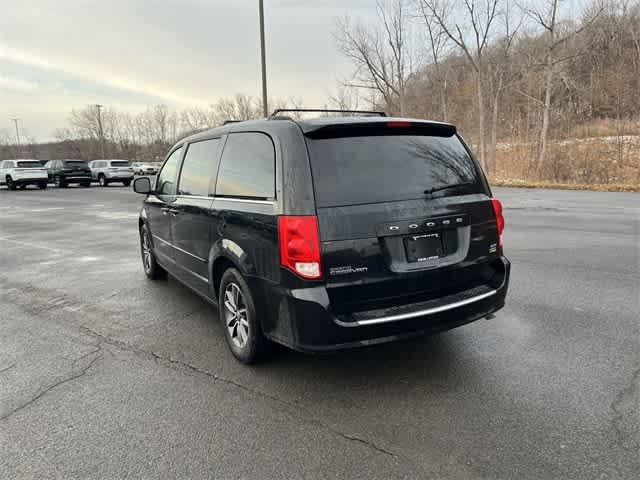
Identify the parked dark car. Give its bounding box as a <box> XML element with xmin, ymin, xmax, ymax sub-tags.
<box><xmin>133</xmin><ymin>110</ymin><xmax>510</xmax><ymax>363</ymax></box>
<box><xmin>44</xmin><ymin>159</ymin><xmax>92</xmax><ymax>188</ymax></box>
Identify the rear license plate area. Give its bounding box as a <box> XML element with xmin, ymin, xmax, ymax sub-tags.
<box><xmin>404</xmin><ymin>232</ymin><xmax>444</xmax><ymax>263</ymax></box>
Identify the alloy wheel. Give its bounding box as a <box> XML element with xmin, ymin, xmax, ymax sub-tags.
<box><xmin>223</xmin><ymin>282</ymin><xmax>250</xmax><ymax>348</ymax></box>
<box><xmin>141</xmin><ymin>231</ymin><xmax>152</xmax><ymax>273</ymax></box>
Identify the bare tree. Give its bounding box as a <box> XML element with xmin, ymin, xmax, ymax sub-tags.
<box><xmin>487</xmin><ymin>1</ymin><xmax>521</xmax><ymax>173</ymax></box>
<box><xmin>336</xmin><ymin>0</ymin><xmax>416</xmax><ymax>114</ymax></box>
<box><xmin>416</xmin><ymin>0</ymin><xmax>452</xmax><ymax>120</ymax></box>
<box><xmin>418</xmin><ymin>0</ymin><xmax>501</xmax><ymax>168</ymax></box>
<box><xmin>329</xmin><ymin>85</ymin><xmax>362</xmax><ymax>111</ymax></box>
<box><xmin>213</xmin><ymin>94</ymin><xmax>261</xmax><ymax>122</ymax></box>
<box><xmin>522</xmin><ymin>0</ymin><xmax>603</xmax><ymax>172</ymax></box>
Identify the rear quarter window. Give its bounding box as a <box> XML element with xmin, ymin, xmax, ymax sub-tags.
<box><xmin>306</xmin><ymin>134</ymin><xmax>482</xmax><ymax>207</ymax></box>
<box><xmin>215</xmin><ymin>132</ymin><xmax>275</xmax><ymax>199</ymax></box>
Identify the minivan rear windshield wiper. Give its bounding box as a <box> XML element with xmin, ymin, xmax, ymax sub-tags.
<box><xmin>424</xmin><ymin>181</ymin><xmax>475</xmax><ymax>195</ymax></box>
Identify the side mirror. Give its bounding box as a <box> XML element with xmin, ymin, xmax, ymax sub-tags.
<box><xmin>133</xmin><ymin>177</ymin><xmax>152</xmax><ymax>194</ymax></box>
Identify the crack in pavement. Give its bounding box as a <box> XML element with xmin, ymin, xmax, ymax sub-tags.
<box><xmin>0</xmin><ymin>363</ymin><xmax>16</xmax><ymax>374</ymax></box>
<box><xmin>610</xmin><ymin>364</ymin><xmax>640</xmax><ymax>452</ymax></box>
<box><xmin>2</xmin><ymin>276</ymin><xmax>419</xmax><ymax>471</ymax></box>
<box><xmin>0</xmin><ymin>347</ymin><xmax>103</xmax><ymax>422</ymax></box>
<box><xmin>77</xmin><ymin>324</ymin><xmax>417</xmax><ymax>469</ymax></box>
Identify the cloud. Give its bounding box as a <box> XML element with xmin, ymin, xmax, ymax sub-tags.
<box><xmin>0</xmin><ymin>0</ymin><xmax>372</xmax><ymax>140</ymax></box>
<box><xmin>0</xmin><ymin>74</ymin><xmax>39</xmax><ymax>93</ymax></box>
<box><xmin>0</xmin><ymin>46</ymin><xmax>202</xmax><ymax>106</ymax></box>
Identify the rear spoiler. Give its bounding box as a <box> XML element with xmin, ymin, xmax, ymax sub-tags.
<box><xmin>303</xmin><ymin>121</ymin><xmax>456</xmax><ymax>140</ymax></box>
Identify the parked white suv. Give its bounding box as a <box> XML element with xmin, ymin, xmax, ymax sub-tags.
<box><xmin>133</xmin><ymin>163</ymin><xmax>159</xmax><ymax>176</ymax></box>
<box><xmin>89</xmin><ymin>160</ymin><xmax>133</xmax><ymax>187</ymax></box>
<box><xmin>0</xmin><ymin>159</ymin><xmax>48</xmax><ymax>190</ymax></box>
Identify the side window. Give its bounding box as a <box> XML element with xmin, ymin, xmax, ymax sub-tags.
<box><xmin>43</xmin><ymin>161</ymin><xmax>51</xmax><ymax>168</ymax></box>
<box><xmin>216</xmin><ymin>132</ymin><xmax>275</xmax><ymax>199</ymax></box>
<box><xmin>178</xmin><ymin>138</ymin><xmax>221</xmax><ymax>197</ymax></box>
<box><xmin>156</xmin><ymin>147</ymin><xmax>183</xmax><ymax>196</ymax></box>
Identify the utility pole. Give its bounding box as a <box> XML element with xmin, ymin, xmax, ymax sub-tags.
<box><xmin>259</xmin><ymin>0</ymin><xmax>268</xmax><ymax>117</ymax></box>
<box><xmin>11</xmin><ymin>118</ymin><xmax>21</xmax><ymax>148</ymax></box>
<box><xmin>94</xmin><ymin>104</ymin><xmax>105</xmax><ymax>158</ymax></box>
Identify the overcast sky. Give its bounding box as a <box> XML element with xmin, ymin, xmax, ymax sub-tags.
<box><xmin>0</xmin><ymin>0</ymin><xmax>376</xmax><ymax>141</ymax></box>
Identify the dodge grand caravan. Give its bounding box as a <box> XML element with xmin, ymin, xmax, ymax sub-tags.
<box><xmin>133</xmin><ymin>111</ymin><xmax>510</xmax><ymax>363</ymax></box>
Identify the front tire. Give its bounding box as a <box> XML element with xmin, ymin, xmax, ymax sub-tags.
<box><xmin>38</xmin><ymin>182</ymin><xmax>47</xmax><ymax>189</ymax></box>
<box><xmin>98</xmin><ymin>174</ymin><xmax>108</xmax><ymax>187</ymax></box>
<box><xmin>140</xmin><ymin>224</ymin><xmax>166</xmax><ymax>280</ymax></box>
<box><xmin>218</xmin><ymin>268</ymin><xmax>271</xmax><ymax>364</ymax></box>
<box><xmin>81</xmin><ymin>181</ymin><xmax>91</xmax><ymax>188</ymax></box>
<box><xmin>54</xmin><ymin>176</ymin><xmax>67</xmax><ymax>188</ymax></box>
<box><xmin>6</xmin><ymin>176</ymin><xmax>16</xmax><ymax>191</ymax></box>
<box><xmin>123</xmin><ymin>180</ymin><xmax>131</xmax><ymax>187</ymax></box>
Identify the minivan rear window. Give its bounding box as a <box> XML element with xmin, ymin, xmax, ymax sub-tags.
<box><xmin>306</xmin><ymin>135</ymin><xmax>482</xmax><ymax>207</ymax></box>
<box><xmin>17</xmin><ymin>161</ymin><xmax>43</xmax><ymax>168</ymax></box>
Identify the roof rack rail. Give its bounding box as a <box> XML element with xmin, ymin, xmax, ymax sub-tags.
<box><xmin>223</xmin><ymin>120</ymin><xmax>242</xmax><ymax>125</ymax></box>
<box><xmin>269</xmin><ymin>108</ymin><xmax>387</xmax><ymax>118</ymax></box>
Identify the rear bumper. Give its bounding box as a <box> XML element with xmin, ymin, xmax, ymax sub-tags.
<box><xmin>106</xmin><ymin>173</ymin><xmax>133</xmax><ymax>179</ymax></box>
<box><xmin>259</xmin><ymin>256</ymin><xmax>510</xmax><ymax>353</ymax></box>
<box><xmin>62</xmin><ymin>175</ymin><xmax>91</xmax><ymax>182</ymax></box>
<box><xmin>13</xmin><ymin>177</ymin><xmax>47</xmax><ymax>183</ymax></box>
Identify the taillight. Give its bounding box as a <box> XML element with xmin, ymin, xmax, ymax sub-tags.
<box><xmin>278</xmin><ymin>215</ymin><xmax>322</xmax><ymax>280</ymax></box>
<box><xmin>491</xmin><ymin>198</ymin><xmax>505</xmax><ymax>248</ymax></box>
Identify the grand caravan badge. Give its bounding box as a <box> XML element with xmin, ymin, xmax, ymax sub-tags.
<box><xmin>329</xmin><ymin>265</ymin><xmax>369</xmax><ymax>276</ymax></box>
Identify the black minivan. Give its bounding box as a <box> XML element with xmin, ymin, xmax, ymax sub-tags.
<box><xmin>133</xmin><ymin>111</ymin><xmax>510</xmax><ymax>363</ymax></box>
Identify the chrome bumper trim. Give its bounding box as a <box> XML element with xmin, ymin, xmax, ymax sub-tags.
<box><xmin>334</xmin><ymin>289</ymin><xmax>497</xmax><ymax>327</ymax></box>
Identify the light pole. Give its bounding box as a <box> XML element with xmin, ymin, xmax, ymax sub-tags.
<box><xmin>259</xmin><ymin>0</ymin><xmax>268</xmax><ymax>117</ymax></box>
<box><xmin>94</xmin><ymin>104</ymin><xmax>105</xmax><ymax>158</ymax></box>
<box><xmin>11</xmin><ymin>118</ymin><xmax>21</xmax><ymax>148</ymax></box>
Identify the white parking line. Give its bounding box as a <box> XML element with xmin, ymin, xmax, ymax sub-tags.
<box><xmin>0</xmin><ymin>237</ymin><xmax>63</xmax><ymax>253</ymax></box>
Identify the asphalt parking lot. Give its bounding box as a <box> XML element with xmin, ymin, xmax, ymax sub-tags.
<box><xmin>0</xmin><ymin>184</ymin><xmax>638</xmax><ymax>479</ymax></box>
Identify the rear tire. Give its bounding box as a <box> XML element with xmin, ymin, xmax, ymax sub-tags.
<box><xmin>123</xmin><ymin>180</ymin><xmax>131</xmax><ymax>187</ymax></box>
<box><xmin>54</xmin><ymin>176</ymin><xmax>67</xmax><ymax>188</ymax></box>
<box><xmin>140</xmin><ymin>224</ymin><xmax>166</xmax><ymax>280</ymax></box>
<box><xmin>98</xmin><ymin>174</ymin><xmax>108</xmax><ymax>187</ymax></box>
<box><xmin>6</xmin><ymin>176</ymin><xmax>16</xmax><ymax>191</ymax></box>
<box><xmin>218</xmin><ymin>268</ymin><xmax>272</xmax><ymax>364</ymax></box>
<box><xmin>19</xmin><ymin>184</ymin><xmax>27</xmax><ymax>190</ymax></box>
<box><xmin>81</xmin><ymin>181</ymin><xmax>91</xmax><ymax>188</ymax></box>
<box><xmin>38</xmin><ymin>182</ymin><xmax>47</xmax><ymax>190</ymax></box>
